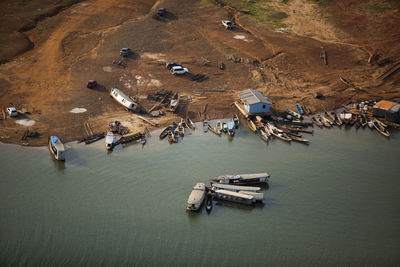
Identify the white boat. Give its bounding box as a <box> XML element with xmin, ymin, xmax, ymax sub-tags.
<box><xmin>286</xmin><ymin>108</ymin><xmax>302</xmax><ymax>120</ymax></box>
<box><xmin>213</xmin><ymin>173</ymin><xmax>270</xmax><ymax>185</ymax></box>
<box><xmin>214</xmin><ymin>190</ymin><xmax>256</xmax><ymax>205</ymax></box>
<box><xmin>105</xmin><ymin>132</ymin><xmax>120</xmax><ymax>150</ymax></box>
<box><xmin>48</xmin><ymin>136</ymin><xmax>65</xmax><ymax>161</ymax></box>
<box><xmin>211</xmin><ymin>183</ymin><xmax>261</xmax><ymax>192</ymax></box>
<box><xmin>170</xmin><ymin>99</ymin><xmax>179</xmax><ymax>112</ymax></box>
<box><xmin>216</xmin><ymin>121</ymin><xmax>223</xmax><ymax>132</ymax></box>
<box><xmin>227</xmin><ymin>121</ymin><xmax>235</xmax><ymax>137</ymax></box>
<box><xmin>110</xmin><ymin>88</ymin><xmax>137</xmax><ymax>111</ymax></box>
<box><xmin>186</xmin><ymin>183</ymin><xmax>206</xmax><ymax>211</ymax></box>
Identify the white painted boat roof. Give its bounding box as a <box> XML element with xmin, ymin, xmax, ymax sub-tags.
<box><xmin>218</xmin><ymin>173</ymin><xmax>269</xmax><ymax>180</ymax></box>
<box><xmin>193</xmin><ymin>182</ymin><xmax>206</xmax><ymax>190</ymax></box>
<box><xmin>212</xmin><ymin>183</ymin><xmax>261</xmax><ymax>191</ymax></box>
<box><xmin>215</xmin><ymin>190</ymin><xmax>254</xmax><ymax>200</ymax></box>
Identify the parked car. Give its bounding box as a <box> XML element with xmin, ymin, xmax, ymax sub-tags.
<box><xmin>157</xmin><ymin>8</ymin><xmax>166</xmax><ymax>16</ymax></box>
<box><xmin>120</xmin><ymin>48</ymin><xmax>131</xmax><ymax>57</ymax></box>
<box><xmin>7</xmin><ymin>107</ymin><xmax>18</xmax><ymax>117</ymax></box>
<box><xmin>222</xmin><ymin>20</ymin><xmax>233</xmax><ymax>30</ymax></box>
<box><xmin>166</xmin><ymin>62</ymin><xmax>182</xmax><ymax>70</ymax></box>
<box><xmin>86</xmin><ymin>80</ymin><xmax>97</xmax><ymax>89</ymax></box>
<box><xmin>171</xmin><ymin>66</ymin><xmax>188</xmax><ymax>75</ymax></box>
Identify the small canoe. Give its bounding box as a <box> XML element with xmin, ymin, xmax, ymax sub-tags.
<box><xmin>233</xmin><ymin>114</ymin><xmax>240</xmax><ymax>128</ymax></box>
<box><xmin>317</xmin><ymin>115</ymin><xmax>331</xmax><ymax>128</ymax></box>
<box><xmin>290</xmin><ymin>135</ymin><xmax>310</xmax><ymax>144</ymax></box>
<box><xmin>159</xmin><ymin>126</ymin><xmax>171</xmax><ymax>140</ymax></box>
<box><xmin>286</xmin><ymin>108</ymin><xmax>302</xmax><ymax>120</ymax></box>
<box><xmin>373</xmin><ymin>119</ymin><xmax>390</xmax><ymax>137</ymax></box>
<box><xmin>333</xmin><ymin>112</ymin><xmax>342</xmax><ymax>126</ymax></box>
<box><xmin>258</xmin><ymin>128</ymin><xmax>269</xmax><ymax>142</ymax></box>
<box><xmin>203</xmin><ymin>120</ymin><xmax>208</xmax><ymax>132</ymax></box>
<box><xmin>208</xmin><ymin>123</ymin><xmax>221</xmax><ymax>136</ymax></box>
<box><xmin>216</xmin><ymin>120</ymin><xmax>223</xmax><ymax>132</ymax></box>
<box><xmin>205</xmin><ymin>191</ymin><xmax>213</xmax><ymax>213</ymax></box>
<box><xmin>222</xmin><ymin>122</ymin><xmax>228</xmax><ymax>133</ymax></box>
<box><xmin>325</xmin><ymin>112</ymin><xmax>335</xmax><ymax>123</ymax></box>
<box><xmin>247</xmin><ymin>119</ymin><xmax>257</xmax><ymax>132</ymax></box>
<box><xmin>187</xmin><ymin>118</ymin><xmax>196</xmax><ymax>130</ymax></box>
<box><xmin>311</xmin><ymin>116</ymin><xmax>323</xmax><ymax>128</ymax></box>
<box><xmin>296</xmin><ymin>103</ymin><xmax>304</xmax><ymax>115</ymax></box>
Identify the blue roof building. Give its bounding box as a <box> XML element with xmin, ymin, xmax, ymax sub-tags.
<box><xmin>238</xmin><ymin>89</ymin><xmax>272</xmax><ymax>115</ymax></box>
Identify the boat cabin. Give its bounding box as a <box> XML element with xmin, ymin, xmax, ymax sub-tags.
<box><xmin>214</xmin><ymin>190</ymin><xmax>256</xmax><ymax>205</ymax></box>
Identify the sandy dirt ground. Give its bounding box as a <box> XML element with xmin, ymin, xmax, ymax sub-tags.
<box><xmin>0</xmin><ymin>0</ymin><xmax>399</xmax><ymax>146</ymax></box>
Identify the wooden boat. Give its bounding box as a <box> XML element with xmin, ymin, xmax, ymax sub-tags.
<box><xmin>247</xmin><ymin>119</ymin><xmax>257</xmax><ymax>132</ymax></box>
<box><xmin>296</xmin><ymin>103</ymin><xmax>304</xmax><ymax>115</ymax></box>
<box><xmin>354</xmin><ymin>117</ymin><xmax>361</xmax><ymax>129</ymax></box>
<box><xmin>216</xmin><ymin>120</ymin><xmax>223</xmax><ymax>132</ymax></box>
<box><xmin>289</xmin><ymin>135</ymin><xmax>310</xmax><ymax>144</ymax></box>
<box><xmin>311</xmin><ymin>116</ymin><xmax>323</xmax><ymax>128</ymax></box>
<box><xmin>285</xmin><ymin>125</ymin><xmax>313</xmax><ymax>134</ymax></box>
<box><xmin>227</xmin><ymin>121</ymin><xmax>235</xmax><ymax>137</ymax></box>
<box><xmin>119</xmin><ymin>130</ymin><xmax>143</xmax><ymax>144</ymax></box>
<box><xmin>360</xmin><ymin>114</ymin><xmax>367</xmax><ymax>127</ymax></box>
<box><xmin>373</xmin><ymin>119</ymin><xmax>390</xmax><ymax>137</ymax></box>
<box><xmin>205</xmin><ymin>191</ymin><xmax>213</xmax><ymax>213</ymax></box>
<box><xmin>213</xmin><ymin>173</ymin><xmax>270</xmax><ymax>185</ymax></box>
<box><xmin>178</xmin><ymin>122</ymin><xmax>185</xmax><ymax>137</ymax></box>
<box><xmin>159</xmin><ymin>126</ymin><xmax>171</xmax><ymax>140</ymax></box>
<box><xmin>258</xmin><ymin>128</ymin><xmax>269</xmax><ymax>142</ymax></box>
<box><xmin>187</xmin><ymin>118</ymin><xmax>196</xmax><ymax>130</ymax></box>
<box><xmin>208</xmin><ymin>123</ymin><xmax>221</xmax><ymax>136</ymax></box>
<box><xmin>333</xmin><ymin>112</ymin><xmax>342</xmax><ymax>126</ymax></box>
<box><xmin>233</xmin><ymin>114</ymin><xmax>240</xmax><ymax>128</ymax></box>
<box><xmin>203</xmin><ymin>120</ymin><xmax>208</xmax><ymax>132</ymax></box>
<box><xmin>366</xmin><ymin>116</ymin><xmax>374</xmax><ymax>128</ymax></box>
<box><xmin>322</xmin><ymin>114</ymin><xmax>334</xmax><ymax>125</ymax></box>
<box><xmin>350</xmin><ymin>115</ymin><xmax>357</xmax><ymax>126</ymax></box>
<box><xmin>268</xmin><ymin>124</ymin><xmax>291</xmax><ymax>142</ymax></box>
<box><xmin>317</xmin><ymin>115</ymin><xmax>331</xmax><ymax>128</ymax></box>
<box><xmin>168</xmin><ymin>130</ymin><xmax>175</xmax><ymax>144</ymax></box>
<box><xmin>186</xmin><ymin>183</ymin><xmax>206</xmax><ymax>211</ymax></box>
<box><xmin>286</xmin><ymin>108</ymin><xmax>302</xmax><ymax>120</ymax></box>
<box><xmin>222</xmin><ymin>122</ymin><xmax>228</xmax><ymax>133</ymax></box>
<box><xmin>48</xmin><ymin>136</ymin><xmax>66</xmax><ymax>161</ymax></box>
<box><xmin>214</xmin><ymin>190</ymin><xmax>256</xmax><ymax>205</ymax></box>
<box><xmin>263</xmin><ymin>125</ymin><xmax>272</xmax><ymax>137</ymax></box>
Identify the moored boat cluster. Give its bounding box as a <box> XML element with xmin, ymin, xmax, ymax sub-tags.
<box><xmin>186</xmin><ymin>173</ymin><xmax>270</xmax><ymax>213</ymax></box>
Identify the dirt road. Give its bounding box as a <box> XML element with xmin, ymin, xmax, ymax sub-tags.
<box><xmin>0</xmin><ymin>0</ymin><xmax>399</xmax><ymax>146</ymax></box>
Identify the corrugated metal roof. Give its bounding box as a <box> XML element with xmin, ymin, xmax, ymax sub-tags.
<box><xmin>238</xmin><ymin>89</ymin><xmax>271</xmax><ymax>105</ymax></box>
<box><xmin>373</xmin><ymin>100</ymin><xmax>397</xmax><ymax>110</ymax></box>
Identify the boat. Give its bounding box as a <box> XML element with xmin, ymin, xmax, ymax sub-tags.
<box><xmin>247</xmin><ymin>119</ymin><xmax>257</xmax><ymax>132</ymax></box>
<box><xmin>211</xmin><ymin>183</ymin><xmax>261</xmax><ymax>192</ymax></box>
<box><xmin>289</xmin><ymin>135</ymin><xmax>310</xmax><ymax>144</ymax></box>
<box><xmin>208</xmin><ymin>123</ymin><xmax>221</xmax><ymax>136</ymax></box>
<box><xmin>168</xmin><ymin>130</ymin><xmax>175</xmax><ymax>144</ymax></box>
<box><xmin>48</xmin><ymin>136</ymin><xmax>66</xmax><ymax>161</ymax></box>
<box><xmin>296</xmin><ymin>103</ymin><xmax>304</xmax><ymax>115</ymax></box>
<box><xmin>186</xmin><ymin>183</ymin><xmax>206</xmax><ymax>211</ymax></box>
<box><xmin>366</xmin><ymin>116</ymin><xmax>374</xmax><ymax>128</ymax></box>
<box><xmin>311</xmin><ymin>116</ymin><xmax>323</xmax><ymax>128</ymax></box>
<box><xmin>342</xmin><ymin>113</ymin><xmax>352</xmax><ymax>125</ymax></box>
<box><xmin>187</xmin><ymin>118</ymin><xmax>196</xmax><ymax>130</ymax></box>
<box><xmin>205</xmin><ymin>191</ymin><xmax>213</xmax><ymax>213</ymax></box>
<box><xmin>119</xmin><ymin>130</ymin><xmax>143</xmax><ymax>143</ymax></box>
<box><xmin>263</xmin><ymin>125</ymin><xmax>272</xmax><ymax>137</ymax></box>
<box><xmin>222</xmin><ymin>122</ymin><xmax>228</xmax><ymax>133</ymax></box>
<box><xmin>203</xmin><ymin>120</ymin><xmax>208</xmax><ymax>132</ymax></box>
<box><xmin>105</xmin><ymin>132</ymin><xmax>120</xmax><ymax>150</ymax></box>
<box><xmin>360</xmin><ymin>114</ymin><xmax>367</xmax><ymax>127</ymax></box>
<box><xmin>373</xmin><ymin>119</ymin><xmax>390</xmax><ymax>137</ymax></box>
<box><xmin>159</xmin><ymin>126</ymin><xmax>171</xmax><ymax>140</ymax></box>
<box><xmin>332</xmin><ymin>112</ymin><xmax>342</xmax><ymax>126</ymax></box>
<box><xmin>317</xmin><ymin>115</ymin><xmax>331</xmax><ymax>128</ymax></box>
<box><xmin>286</xmin><ymin>108</ymin><xmax>302</xmax><ymax>120</ymax></box>
<box><xmin>233</xmin><ymin>114</ymin><xmax>240</xmax><ymax>128</ymax></box>
<box><xmin>212</xmin><ymin>173</ymin><xmax>270</xmax><ymax>185</ymax></box>
<box><xmin>227</xmin><ymin>121</ymin><xmax>235</xmax><ymax>137</ymax></box>
<box><xmin>178</xmin><ymin>121</ymin><xmax>185</xmax><ymax>137</ymax></box>
<box><xmin>170</xmin><ymin>98</ymin><xmax>179</xmax><ymax>112</ymax></box>
<box><xmin>214</xmin><ymin>190</ymin><xmax>256</xmax><ymax>205</ymax></box>
<box><xmin>216</xmin><ymin>120</ymin><xmax>223</xmax><ymax>132</ymax></box>
<box><xmin>322</xmin><ymin>114</ymin><xmax>334</xmax><ymax>125</ymax></box>
<box><xmin>110</xmin><ymin>88</ymin><xmax>138</xmax><ymax>111</ymax></box>
<box><xmin>268</xmin><ymin>123</ymin><xmax>291</xmax><ymax>142</ymax></box>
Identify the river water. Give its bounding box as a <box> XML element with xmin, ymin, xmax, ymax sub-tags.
<box><xmin>0</xmin><ymin>122</ymin><xmax>399</xmax><ymax>266</ymax></box>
